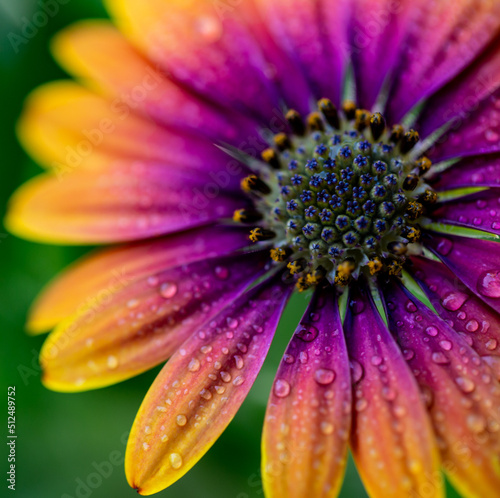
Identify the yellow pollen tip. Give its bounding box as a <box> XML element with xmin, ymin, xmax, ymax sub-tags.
<box><xmin>342</xmin><ymin>100</ymin><xmax>357</xmax><ymax>120</ymax></box>
<box><xmin>355</xmin><ymin>109</ymin><xmax>371</xmax><ymax>131</ymax></box>
<box><xmin>249</xmin><ymin>228</ymin><xmax>262</xmax><ymax>243</ymax></box>
<box><xmin>306</xmin><ymin>112</ymin><xmax>325</xmax><ymax>132</ymax></box>
<box><xmin>241</xmin><ymin>175</ymin><xmax>257</xmax><ymax>192</ymax></box>
<box><xmin>367</xmin><ymin>258</ymin><xmax>383</xmax><ymax>275</ymax></box>
<box><xmin>295</xmin><ymin>276</ymin><xmax>310</xmax><ymax>292</ymax></box>
<box><xmin>233</xmin><ymin>209</ymin><xmax>245</xmax><ymax>222</ymax></box>
<box><xmin>306</xmin><ymin>271</ymin><xmax>323</xmax><ymax>286</ymax></box>
<box><xmin>273</xmin><ymin>133</ymin><xmax>290</xmax><ymax>151</ymax></box>
<box><xmin>270</xmin><ymin>248</ymin><xmax>287</xmax><ymax>262</ymax></box>
<box><xmin>287</xmin><ymin>260</ymin><xmax>303</xmax><ymax>275</ymax></box>
<box><xmin>387</xmin><ymin>260</ymin><xmax>403</xmax><ymax>276</ymax></box>
<box><xmin>405</xmin><ymin>226</ymin><xmax>421</xmax><ymax>243</ymax></box>
<box><xmin>417</xmin><ymin>156</ymin><xmax>432</xmax><ymax>174</ymax></box>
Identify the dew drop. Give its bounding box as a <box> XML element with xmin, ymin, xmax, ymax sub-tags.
<box><xmin>402</xmin><ymin>349</ymin><xmax>415</xmax><ymax>361</ymax></box>
<box><xmin>355</xmin><ymin>399</ymin><xmax>368</xmax><ymax>411</ymax></box>
<box><xmin>233</xmin><ymin>375</ymin><xmax>245</xmax><ymax>386</ymax></box>
<box><xmin>220</xmin><ymin>371</ymin><xmax>232</xmax><ymax>383</ymax></box>
<box><xmin>201</xmin><ymin>345</ymin><xmax>212</xmax><ymax>354</ymax></box>
<box><xmin>465</xmin><ymin>319</ymin><xmax>479</xmax><ymax>332</ymax></box>
<box><xmin>466</xmin><ymin>414</ymin><xmax>487</xmax><ymax>433</ymax></box>
<box><xmin>350</xmin><ymin>360</ymin><xmax>364</xmax><ymax>383</ymax></box>
<box><xmin>142</xmin><ymin>442</ymin><xmax>150</xmax><ymax>451</ymax></box>
<box><xmin>382</xmin><ymin>386</ymin><xmax>397</xmax><ymax>401</ymax></box>
<box><xmin>188</xmin><ymin>358</ymin><xmax>201</xmax><ymax>372</ymax></box>
<box><xmin>455</xmin><ymin>376</ymin><xmax>475</xmax><ymax>393</ymax></box>
<box><xmin>314</xmin><ymin>368</ymin><xmax>336</xmax><ymax>385</ymax></box>
<box><xmin>274</xmin><ymin>379</ymin><xmax>291</xmax><ymax>398</ymax></box>
<box><xmin>477</xmin><ymin>270</ymin><xmax>500</xmax><ymax>298</ymax></box>
<box><xmin>296</xmin><ymin>325</ymin><xmax>319</xmax><ymax>342</ymax></box>
<box><xmin>431</xmin><ymin>352</ymin><xmax>450</xmax><ymax>365</ymax></box>
<box><xmin>405</xmin><ymin>301</ymin><xmax>417</xmax><ymax>313</ymax></box>
<box><xmin>425</xmin><ymin>326</ymin><xmax>438</xmax><ymax>337</ymax></box>
<box><xmin>200</xmin><ymin>389</ymin><xmax>212</xmax><ymax>400</ymax></box>
<box><xmin>214</xmin><ymin>266</ymin><xmax>229</xmax><ymax>280</ymax></box>
<box><xmin>436</xmin><ymin>238</ymin><xmax>453</xmax><ymax>256</ymax></box>
<box><xmin>283</xmin><ymin>354</ymin><xmax>295</xmax><ymax>364</ymax></box>
<box><xmin>439</xmin><ymin>340</ymin><xmax>453</xmax><ymax>351</ymax></box>
<box><xmin>169</xmin><ymin>452</ymin><xmax>183</xmax><ymax>469</ymax></box>
<box><xmin>234</xmin><ymin>355</ymin><xmax>244</xmax><ymax>369</ymax></box>
<box><xmin>176</xmin><ymin>414</ymin><xmax>187</xmax><ymax>426</ymax></box>
<box><xmin>147</xmin><ymin>275</ymin><xmax>159</xmax><ymax>287</ymax></box>
<box><xmin>320</xmin><ymin>421</ymin><xmax>334</xmax><ymax>435</ymax></box>
<box><xmin>371</xmin><ymin>355</ymin><xmax>383</xmax><ymax>366</ymax></box>
<box><xmin>442</xmin><ymin>292</ymin><xmax>468</xmax><ymax>311</ymax></box>
<box><xmin>351</xmin><ymin>298</ymin><xmax>366</xmax><ymax>315</ymax></box>
<box><xmin>107</xmin><ymin>355</ymin><xmax>118</xmax><ymax>369</ymax></box>
<box><xmin>485</xmin><ymin>339</ymin><xmax>498</xmax><ymax>351</ymax></box>
<box><xmin>214</xmin><ymin>385</ymin><xmax>226</xmax><ymax>395</ymax></box>
<box><xmin>127</xmin><ymin>298</ymin><xmax>139</xmax><ymax>309</ymax></box>
<box><xmin>160</xmin><ymin>282</ymin><xmax>178</xmax><ymax>299</ymax></box>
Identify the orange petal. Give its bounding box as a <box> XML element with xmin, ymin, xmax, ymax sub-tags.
<box><xmin>386</xmin><ymin>280</ymin><xmax>500</xmax><ymax>498</ymax></box>
<box><xmin>105</xmin><ymin>0</ymin><xmax>281</xmax><ymax>122</ymax></box>
<box><xmin>6</xmin><ymin>163</ymin><xmax>244</xmax><ymax>244</ymax></box>
<box><xmin>262</xmin><ymin>286</ymin><xmax>351</xmax><ymax>498</ymax></box>
<box><xmin>346</xmin><ymin>285</ymin><xmax>443</xmax><ymax>498</ymax></box>
<box><xmin>28</xmin><ymin>226</ymin><xmax>250</xmax><ymax>333</ymax></box>
<box><xmin>125</xmin><ymin>276</ymin><xmax>292</xmax><ymax>495</ymax></box>
<box><xmin>41</xmin><ymin>251</ymin><xmax>269</xmax><ymax>392</ymax></box>
<box><xmin>51</xmin><ymin>20</ymin><xmax>256</xmax><ymax>143</ymax></box>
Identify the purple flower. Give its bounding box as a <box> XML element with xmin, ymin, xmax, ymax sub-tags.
<box><xmin>6</xmin><ymin>0</ymin><xmax>500</xmax><ymax>496</ymax></box>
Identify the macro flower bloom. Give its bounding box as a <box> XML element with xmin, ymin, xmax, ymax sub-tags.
<box><xmin>7</xmin><ymin>0</ymin><xmax>500</xmax><ymax>496</ymax></box>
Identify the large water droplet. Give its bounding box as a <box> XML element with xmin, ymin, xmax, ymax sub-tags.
<box><xmin>188</xmin><ymin>358</ymin><xmax>201</xmax><ymax>372</ymax></box>
<box><xmin>169</xmin><ymin>452</ymin><xmax>183</xmax><ymax>469</ymax></box>
<box><xmin>436</xmin><ymin>238</ymin><xmax>453</xmax><ymax>256</ymax></box>
<box><xmin>176</xmin><ymin>414</ymin><xmax>187</xmax><ymax>426</ymax></box>
<box><xmin>439</xmin><ymin>340</ymin><xmax>453</xmax><ymax>351</ymax></box>
<box><xmin>214</xmin><ymin>266</ymin><xmax>229</xmax><ymax>280</ymax></box>
<box><xmin>320</xmin><ymin>421</ymin><xmax>334</xmax><ymax>435</ymax></box>
<box><xmin>220</xmin><ymin>371</ymin><xmax>232</xmax><ymax>383</ymax></box>
<box><xmin>274</xmin><ymin>379</ymin><xmax>291</xmax><ymax>398</ymax></box>
<box><xmin>455</xmin><ymin>376</ymin><xmax>475</xmax><ymax>393</ymax></box>
<box><xmin>425</xmin><ymin>326</ymin><xmax>438</xmax><ymax>337</ymax></box>
<box><xmin>160</xmin><ymin>282</ymin><xmax>178</xmax><ymax>299</ymax></box>
<box><xmin>107</xmin><ymin>355</ymin><xmax>119</xmax><ymax>369</ymax></box>
<box><xmin>350</xmin><ymin>360</ymin><xmax>364</xmax><ymax>383</ymax></box>
<box><xmin>314</xmin><ymin>368</ymin><xmax>336</xmax><ymax>385</ymax></box>
<box><xmin>465</xmin><ymin>319</ymin><xmax>479</xmax><ymax>332</ymax></box>
<box><xmin>441</xmin><ymin>292</ymin><xmax>468</xmax><ymax>311</ymax></box>
<box><xmin>466</xmin><ymin>414</ymin><xmax>486</xmax><ymax>433</ymax></box>
<box><xmin>431</xmin><ymin>352</ymin><xmax>450</xmax><ymax>365</ymax></box>
<box><xmin>477</xmin><ymin>270</ymin><xmax>500</xmax><ymax>298</ymax></box>
<box><xmin>296</xmin><ymin>325</ymin><xmax>319</xmax><ymax>342</ymax></box>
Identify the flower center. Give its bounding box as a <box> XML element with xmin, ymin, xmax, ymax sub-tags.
<box><xmin>235</xmin><ymin>99</ymin><xmax>437</xmax><ymax>292</ymax></box>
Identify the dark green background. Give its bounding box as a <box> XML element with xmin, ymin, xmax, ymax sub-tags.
<box><xmin>0</xmin><ymin>1</ymin><xmax>459</xmax><ymax>497</ymax></box>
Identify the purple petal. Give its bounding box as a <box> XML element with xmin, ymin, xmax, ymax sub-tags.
<box><xmin>256</xmin><ymin>0</ymin><xmax>350</xmax><ymax>105</ymax></box>
<box><xmin>425</xmin><ymin>234</ymin><xmax>500</xmax><ymax>314</ymax></box>
<box><xmin>125</xmin><ymin>273</ymin><xmax>293</xmax><ymax>494</ymax></box>
<box><xmin>411</xmin><ymin>255</ymin><xmax>500</xmax><ymax>360</ymax></box>
<box><xmin>430</xmin><ymin>154</ymin><xmax>500</xmax><ymax>190</ymax></box>
<box><xmin>386</xmin><ymin>1</ymin><xmax>500</xmax><ymax>122</ymax></box>
<box><xmin>344</xmin><ymin>283</ymin><xmax>440</xmax><ymax>496</ymax></box>
<box><xmin>262</xmin><ymin>286</ymin><xmax>351</xmax><ymax>497</ymax></box>
<box><xmin>431</xmin><ymin>190</ymin><xmax>500</xmax><ymax>236</ymax></box>
<box><xmin>384</xmin><ymin>280</ymin><xmax>500</xmax><ymax>497</ymax></box>
<box><xmin>418</xmin><ymin>36</ymin><xmax>500</xmax><ymax>141</ymax></box>
<box><xmin>41</xmin><ymin>251</ymin><xmax>271</xmax><ymax>391</ymax></box>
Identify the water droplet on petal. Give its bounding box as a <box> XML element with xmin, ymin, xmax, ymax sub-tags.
<box><xmin>350</xmin><ymin>360</ymin><xmax>364</xmax><ymax>382</ymax></box>
<box><xmin>371</xmin><ymin>355</ymin><xmax>383</xmax><ymax>366</ymax></box>
<box><xmin>466</xmin><ymin>414</ymin><xmax>486</xmax><ymax>433</ymax></box>
<box><xmin>402</xmin><ymin>349</ymin><xmax>415</xmax><ymax>361</ymax></box>
<box><xmin>176</xmin><ymin>414</ymin><xmax>187</xmax><ymax>426</ymax></box>
<box><xmin>477</xmin><ymin>270</ymin><xmax>500</xmax><ymax>298</ymax></box>
<box><xmin>283</xmin><ymin>354</ymin><xmax>295</xmax><ymax>364</ymax></box>
<box><xmin>425</xmin><ymin>326</ymin><xmax>438</xmax><ymax>337</ymax></box>
<box><xmin>296</xmin><ymin>325</ymin><xmax>319</xmax><ymax>342</ymax></box>
<box><xmin>431</xmin><ymin>352</ymin><xmax>450</xmax><ymax>365</ymax></box>
<box><xmin>485</xmin><ymin>339</ymin><xmax>498</xmax><ymax>351</ymax></box>
<box><xmin>169</xmin><ymin>452</ymin><xmax>183</xmax><ymax>469</ymax></box>
<box><xmin>314</xmin><ymin>368</ymin><xmax>336</xmax><ymax>385</ymax></box>
<box><xmin>320</xmin><ymin>421</ymin><xmax>334</xmax><ymax>435</ymax></box>
<box><xmin>465</xmin><ymin>319</ymin><xmax>479</xmax><ymax>332</ymax></box>
<box><xmin>220</xmin><ymin>371</ymin><xmax>232</xmax><ymax>383</ymax></box>
<box><xmin>160</xmin><ymin>282</ymin><xmax>178</xmax><ymax>299</ymax></box>
<box><xmin>442</xmin><ymin>292</ymin><xmax>468</xmax><ymax>311</ymax></box>
<box><xmin>355</xmin><ymin>399</ymin><xmax>368</xmax><ymax>411</ymax></box>
<box><xmin>405</xmin><ymin>301</ymin><xmax>417</xmax><ymax>313</ymax></box>
<box><xmin>147</xmin><ymin>275</ymin><xmax>159</xmax><ymax>287</ymax></box>
<box><xmin>382</xmin><ymin>386</ymin><xmax>397</xmax><ymax>400</ymax></box>
<box><xmin>274</xmin><ymin>379</ymin><xmax>291</xmax><ymax>398</ymax></box>
<box><xmin>107</xmin><ymin>355</ymin><xmax>119</xmax><ymax>369</ymax></box>
<box><xmin>127</xmin><ymin>298</ymin><xmax>139</xmax><ymax>309</ymax></box>
<box><xmin>455</xmin><ymin>376</ymin><xmax>475</xmax><ymax>393</ymax></box>
<box><xmin>234</xmin><ymin>355</ymin><xmax>244</xmax><ymax>369</ymax></box>
<box><xmin>233</xmin><ymin>375</ymin><xmax>245</xmax><ymax>386</ymax></box>
<box><xmin>436</xmin><ymin>238</ymin><xmax>453</xmax><ymax>256</ymax></box>
<box><xmin>439</xmin><ymin>340</ymin><xmax>453</xmax><ymax>351</ymax></box>
<box><xmin>214</xmin><ymin>266</ymin><xmax>229</xmax><ymax>280</ymax></box>
<box><xmin>214</xmin><ymin>385</ymin><xmax>226</xmax><ymax>395</ymax></box>
<box><xmin>142</xmin><ymin>442</ymin><xmax>150</xmax><ymax>451</ymax></box>
<box><xmin>188</xmin><ymin>358</ymin><xmax>200</xmax><ymax>372</ymax></box>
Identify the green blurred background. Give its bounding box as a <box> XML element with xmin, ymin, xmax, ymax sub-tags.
<box><xmin>0</xmin><ymin>2</ymin><xmax>459</xmax><ymax>497</ymax></box>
